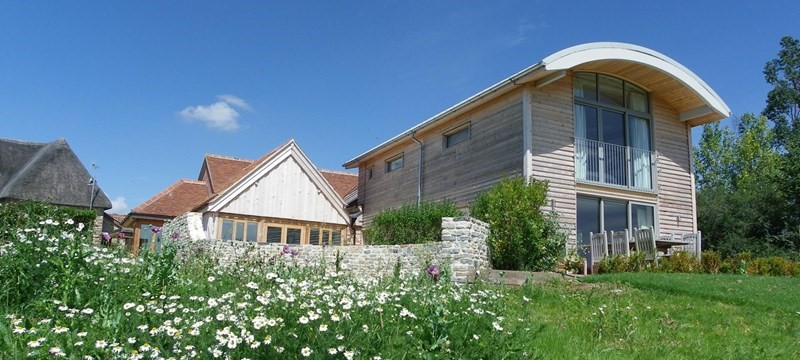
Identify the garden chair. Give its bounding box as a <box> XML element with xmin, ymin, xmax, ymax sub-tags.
<box><xmin>634</xmin><ymin>227</ymin><xmax>658</xmax><ymax>265</ymax></box>
<box><xmin>610</xmin><ymin>229</ymin><xmax>631</xmax><ymax>256</ymax></box>
<box><xmin>680</xmin><ymin>231</ymin><xmax>702</xmax><ymax>260</ymax></box>
<box><xmin>589</xmin><ymin>231</ymin><xmax>609</xmax><ymax>273</ymax></box>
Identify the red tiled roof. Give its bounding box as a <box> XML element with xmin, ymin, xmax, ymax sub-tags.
<box><xmin>203</xmin><ymin>155</ymin><xmax>252</xmax><ymax>194</ymax></box>
<box><xmin>131</xmin><ymin>180</ymin><xmax>209</xmax><ymax>217</ymax></box>
<box><xmin>319</xmin><ymin>169</ymin><xmax>358</xmax><ymax>198</ymax></box>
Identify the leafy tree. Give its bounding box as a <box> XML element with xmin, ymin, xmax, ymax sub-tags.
<box><xmin>763</xmin><ymin>35</ymin><xmax>800</xmax><ymax>228</ymax></box>
<box><xmin>694</xmin><ymin>114</ymin><xmax>789</xmax><ymax>257</ymax></box>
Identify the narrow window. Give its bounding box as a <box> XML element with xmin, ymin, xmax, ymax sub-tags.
<box><xmin>246</xmin><ymin>222</ymin><xmax>258</xmax><ymax>242</ymax></box>
<box><xmin>332</xmin><ymin>231</ymin><xmax>342</xmax><ymax>246</ymax></box>
<box><xmin>445</xmin><ymin>125</ymin><xmax>470</xmax><ymax>148</ymax></box>
<box><xmin>386</xmin><ymin>155</ymin><xmax>403</xmax><ymax>172</ymax></box>
<box><xmin>310</xmin><ymin>228</ymin><xmax>320</xmax><ymax>245</ymax></box>
<box><xmin>221</xmin><ymin>220</ymin><xmax>233</xmax><ymax>241</ymax></box>
<box><xmin>322</xmin><ymin>229</ymin><xmax>331</xmax><ymax>245</ymax></box>
<box><xmin>286</xmin><ymin>228</ymin><xmax>302</xmax><ymax>245</ymax></box>
<box><xmin>234</xmin><ymin>222</ymin><xmax>244</xmax><ymax>241</ymax></box>
<box><xmin>266</xmin><ymin>226</ymin><xmax>282</xmax><ymax>244</ymax></box>
<box><xmin>367</xmin><ymin>166</ymin><xmax>373</xmax><ymax>180</ymax></box>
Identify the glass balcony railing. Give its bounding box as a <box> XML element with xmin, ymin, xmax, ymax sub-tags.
<box><xmin>575</xmin><ymin>138</ymin><xmax>656</xmax><ymax>192</ymax></box>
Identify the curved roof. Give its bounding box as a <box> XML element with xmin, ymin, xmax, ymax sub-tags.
<box><xmin>344</xmin><ymin>42</ymin><xmax>731</xmax><ymax>168</ymax></box>
<box><xmin>541</xmin><ymin>42</ymin><xmax>731</xmax><ymax>122</ymax></box>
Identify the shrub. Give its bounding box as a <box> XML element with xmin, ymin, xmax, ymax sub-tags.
<box><xmin>747</xmin><ymin>256</ymin><xmax>794</xmax><ymax>276</ymax></box>
<box><xmin>598</xmin><ymin>255</ymin><xmax>630</xmax><ymax>273</ymax></box>
<box><xmin>660</xmin><ymin>251</ymin><xmax>700</xmax><ymax>273</ymax></box>
<box><xmin>470</xmin><ymin>177</ymin><xmax>566</xmax><ymax>271</ymax></box>
<box><xmin>364</xmin><ymin>201</ymin><xmax>462</xmax><ymax>245</ymax></box>
<box><xmin>701</xmin><ymin>251</ymin><xmax>722</xmax><ymax>274</ymax></box>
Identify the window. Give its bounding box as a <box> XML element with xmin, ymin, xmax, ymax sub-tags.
<box><xmin>445</xmin><ymin>124</ymin><xmax>470</xmax><ymax>148</ymax></box>
<box><xmin>286</xmin><ymin>228</ymin><xmax>302</xmax><ymax>245</ymax></box>
<box><xmin>367</xmin><ymin>166</ymin><xmax>373</xmax><ymax>180</ymax></box>
<box><xmin>246</xmin><ymin>222</ymin><xmax>258</xmax><ymax>242</ymax></box>
<box><xmin>266</xmin><ymin>226</ymin><xmax>282</xmax><ymax>244</ymax></box>
<box><xmin>234</xmin><ymin>222</ymin><xmax>244</xmax><ymax>241</ymax></box>
<box><xmin>576</xmin><ymin>196</ymin><xmax>656</xmax><ymax>255</ymax></box>
<box><xmin>574</xmin><ymin>73</ymin><xmax>653</xmax><ymax>190</ymax></box>
<box><xmin>310</xmin><ymin>228</ymin><xmax>320</xmax><ymax>244</ymax></box>
<box><xmin>386</xmin><ymin>154</ymin><xmax>403</xmax><ymax>172</ymax></box>
<box><xmin>332</xmin><ymin>231</ymin><xmax>342</xmax><ymax>245</ymax></box>
<box><xmin>221</xmin><ymin>220</ymin><xmax>233</xmax><ymax>241</ymax></box>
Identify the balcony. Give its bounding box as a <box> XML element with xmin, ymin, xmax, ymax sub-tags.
<box><xmin>575</xmin><ymin>138</ymin><xmax>656</xmax><ymax>192</ymax></box>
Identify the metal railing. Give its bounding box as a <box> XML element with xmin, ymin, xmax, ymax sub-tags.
<box><xmin>575</xmin><ymin>138</ymin><xmax>656</xmax><ymax>192</ymax></box>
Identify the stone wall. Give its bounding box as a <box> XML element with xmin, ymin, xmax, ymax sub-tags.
<box><xmin>164</xmin><ymin>213</ymin><xmax>490</xmax><ymax>283</ymax></box>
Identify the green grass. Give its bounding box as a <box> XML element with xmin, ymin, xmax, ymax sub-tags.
<box><xmin>505</xmin><ymin>273</ymin><xmax>800</xmax><ymax>359</ymax></box>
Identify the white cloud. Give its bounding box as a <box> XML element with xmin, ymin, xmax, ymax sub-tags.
<box><xmin>179</xmin><ymin>94</ymin><xmax>252</xmax><ymax>132</ymax></box>
<box><xmin>109</xmin><ymin>196</ymin><xmax>129</xmax><ymax>214</ymax></box>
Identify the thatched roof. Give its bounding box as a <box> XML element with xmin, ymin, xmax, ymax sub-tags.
<box><xmin>0</xmin><ymin>137</ymin><xmax>112</xmax><ymax>210</ymax></box>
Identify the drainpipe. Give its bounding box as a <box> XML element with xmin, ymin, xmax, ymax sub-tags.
<box><xmin>411</xmin><ymin>132</ymin><xmax>423</xmax><ymax>206</ymax></box>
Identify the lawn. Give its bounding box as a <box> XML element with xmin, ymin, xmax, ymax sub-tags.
<box><xmin>507</xmin><ymin>272</ymin><xmax>800</xmax><ymax>359</ymax></box>
<box><xmin>1</xmin><ymin>202</ymin><xmax>799</xmax><ymax>359</ymax></box>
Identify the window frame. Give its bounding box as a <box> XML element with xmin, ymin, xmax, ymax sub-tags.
<box><xmin>386</xmin><ymin>153</ymin><xmax>404</xmax><ymax>173</ymax></box>
<box><xmin>444</xmin><ymin>123</ymin><xmax>471</xmax><ymax>148</ymax></box>
<box><xmin>574</xmin><ymin>72</ymin><xmax>652</xmax><ymax>149</ymax></box>
<box><xmin>576</xmin><ymin>195</ymin><xmax>658</xmax><ymax>247</ymax></box>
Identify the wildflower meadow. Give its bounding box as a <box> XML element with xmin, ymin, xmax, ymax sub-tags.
<box><xmin>2</xmin><ymin>202</ymin><xmax>799</xmax><ymax>359</ymax></box>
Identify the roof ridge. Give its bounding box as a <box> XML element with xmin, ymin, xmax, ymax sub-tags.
<box><xmin>318</xmin><ymin>169</ymin><xmax>358</xmax><ymax>176</ymax></box>
<box><xmin>205</xmin><ymin>154</ymin><xmax>254</xmax><ymax>162</ymax></box>
<box><xmin>132</xmin><ymin>179</ymin><xmax>206</xmax><ymax>213</ymax></box>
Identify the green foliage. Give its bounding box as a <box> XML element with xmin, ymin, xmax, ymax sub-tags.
<box><xmin>470</xmin><ymin>177</ymin><xmax>567</xmax><ymax>271</ymax></box>
<box><xmin>701</xmin><ymin>251</ymin><xmax>722</xmax><ymax>274</ymax></box>
<box><xmin>563</xmin><ymin>250</ymin><xmax>585</xmax><ymax>274</ymax></box>
<box><xmin>694</xmin><ymin>114</ymin><xmax>792</xmax><ymax>257</ymax></box>
<box><xmin>363</xmin><ymin>201</ymin><xmax>462</xmax><ymax>245</ymax></box>
<box><xmin>597</xmin><ymin>255</ymin><xmax>631</xmax><ymax>274</ymax></box>
<box><xmin>659</xmin><ymin>251</ymin><xmax>700</xmax><ymax>273</ymax></box>
<box><xmin>0</xmin><ymin>201</ymin><xmax>97</xmax><ymax>308</ymax></box>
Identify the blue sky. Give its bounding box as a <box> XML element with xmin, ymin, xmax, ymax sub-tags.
<box><xmin>1</xmin><ymin>1</ymin><xmax>797</xmax><ymax>214</ymax></box>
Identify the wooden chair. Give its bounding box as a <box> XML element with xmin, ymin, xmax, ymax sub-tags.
<box><xmin>634</xmin><ymin>227</ymin><xmax>658</xmax><ymax>265</ymax></box>
<box><xmin>680</xmin><ymin>231</ymin><xmax>702</xmax><ymax>260</ymax></box>
<box><xmin>589</xmin><ymin>231</ymin><xmax>609</xmax><ymax>273</ymax></box>
<box><xmin>610</xmin><ymin>229</ymin><xmax>630</xmax><ymax>256</ymax></box>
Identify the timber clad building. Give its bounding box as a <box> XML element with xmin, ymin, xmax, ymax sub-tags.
<box><xmin>344</xmin><ymin>43</ymin><xmax>731</xmax><ymax>249</ymax></box>
<box><xmin>123</xmin><ymin>140</ymin><xmax>358</xmax><ymax>253</ymax></box>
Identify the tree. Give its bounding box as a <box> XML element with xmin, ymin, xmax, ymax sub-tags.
<box><xmin>763</xmin><ymin>35</ymin><xmax>800</xmax><ymax>229</ymax></box>
<box><xmin>694</xmin><ymin>114</ymin><xmax>789</xmax><ymax>257</ymax></box>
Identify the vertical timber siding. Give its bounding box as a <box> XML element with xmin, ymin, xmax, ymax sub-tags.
<box><xmin>653</xmin><ymin>97</ymin><xmax>696</xmax><ymax>236</ymax></box>
<box><xmin>529</xmin><ymin>77</ymin><xmax>578</xmax><ymax>246</ymax></box>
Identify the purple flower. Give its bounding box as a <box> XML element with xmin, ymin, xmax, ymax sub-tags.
<box><xmin>117</xmin><ymin>232</ymin><xmax>126</xmax><ymax>238</ymax></box>
<box><xmin>101</xmin><ymin>232</ymin><xmax>111</xmax><ymax>242</ymax></box>
<box><xmin>150</xmin><ymin>226</ymin><xmax>162</xmax><ymax>234</ymax></box>
<box><xmin>171</xmin><ymin>231</ymin><xmax>180</xmax><ymax>240</ymax></box>
<box><xmin>427</xmin><ymin>265</ymin><xmax>440</xmax><ymax>282</ymax></box>
<box><xmin>281</xmin><ymin>244</ymin><xmax>299</xmax><ymax>257</ymax></box>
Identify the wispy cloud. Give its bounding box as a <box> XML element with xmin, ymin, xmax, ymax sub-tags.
<box><xmin>506</xmin><ymin>20</ymin><xmax>548</xmax><ymax>47</ymax></box>
<box><xmin>109</xmin><ymin>196</ymin><xmax>129</xmax><ymax>214</ymax></box>
<box><xmin>179</xmin><ymin>95</ymin><xmax>252</xmax><ymax>131</ymax></box>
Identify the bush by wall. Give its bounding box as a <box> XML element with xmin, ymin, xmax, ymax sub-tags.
<box><xmin>470</xmin><ymin>177</ymin><xmax>567</xmax><ymax>271</ymax></box>
<box><xmin>364</xmin><ymin>201</ymin><xmax>463</xmax><ymax>245</ymax></box>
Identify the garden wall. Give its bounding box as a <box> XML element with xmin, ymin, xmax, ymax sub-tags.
<box><xmin>164</xmin><ymin>212</ymin><xmax>490</xmax><ymax>283</ymax></box>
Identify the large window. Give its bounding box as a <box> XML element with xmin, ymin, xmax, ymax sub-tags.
<box><xmin>575</xmin><ymin>73</ymin><xmax>653</xmax><ymax>190</ymax></box>
<box><xmin>576</xmin><ymin>196</ymin><xmax>656</xmax><ymax>254</ymax></box>
<box><xmin>220</xmin><ymin>219</ymin><xmax>258</xmax><ymax>242</ymax></box>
